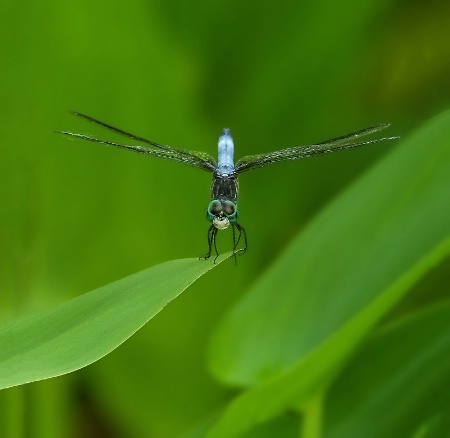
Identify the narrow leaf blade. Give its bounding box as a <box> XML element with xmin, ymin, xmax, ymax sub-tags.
<box><xmin>0</xmin><ymin>255</ymin><xmax>229</xmax><ymax>390</ymax></box>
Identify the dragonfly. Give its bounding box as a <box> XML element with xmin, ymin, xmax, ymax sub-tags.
<box><xmin>57</xmin><ymin>112</ymin><xmax>399</xmax><ymax>262</ymax></box>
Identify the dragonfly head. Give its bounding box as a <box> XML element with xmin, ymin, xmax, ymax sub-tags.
<box><xmin>207</xmin><ymin>200</ymin><xmax>239</xmax><ymax>230</ymax></box>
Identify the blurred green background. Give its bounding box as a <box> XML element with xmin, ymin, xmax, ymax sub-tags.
<box><xmin>1</xmin><ymin>0</ymin><xmax>449</xmax><ymax>437</ymax></box>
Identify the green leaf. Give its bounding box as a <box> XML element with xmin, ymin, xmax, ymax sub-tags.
<box><xmin>207</xmin><ymin>110</ymin><xmax>450</xmax><ymax>437</ymax></box>
<box><xmin>0</xmin><ymin>255</ymin><xmax>229</xmax><ymax>390</ymax></box>
<box><xmin>209</xmin><ymin>111</ymin><xmax>450</xmax><ymax>386</ymax></box>
<box><xmin>208</xmin><ymin>241</ymin><xmax>449</xmax><ymax>438</ymax></box>
<box><xmin>324</xmin><ymin>302</ymin><xmax>450</xmax><ymax>438</ymax></box>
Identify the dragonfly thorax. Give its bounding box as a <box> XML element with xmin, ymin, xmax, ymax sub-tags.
<box><xmin>207</xmin><ymin>200</ymin><xmax>239</xmax><ymax>230</ymax></box>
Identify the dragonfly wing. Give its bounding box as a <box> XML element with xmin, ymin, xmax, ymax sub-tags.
<box><xmin>59</xmin><ymin>112</ymin><xmax>217</xmax><ymax>172</ymax></box>
<box><xmin>316</xmin><ymin>124</ymin><xmax>391</xmax><ymax>145</ymax></box>
<box><xmin>70</xmin><ymin>111</ymin><xmax>176</xmax><ymax>151</ymax></box>
<box><xmin>56</xmin><ymin>132</ymin><xmax>217</xmax><ymax>172</ymax></box>
<box><xmin>235</xmin><ymin>125</ymin><xmax>399</xmax><ymax>174</ymax></box>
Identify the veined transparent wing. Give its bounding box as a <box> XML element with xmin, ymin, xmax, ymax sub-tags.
<box><xmin>315</xmin><ymin>124</ymin><xmax>392</xmax><ymax>146</ymax></box>
<box><xmin>56</xmin><ymin>112</ymin><xmax>217</xmax><ymax>172</ymax></box>
<box><xmin>235</xmin><ymin>124</ymin><xmax>399</xmax><ymax>174</ymax></box>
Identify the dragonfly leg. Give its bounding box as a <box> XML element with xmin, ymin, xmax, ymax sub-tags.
<box><xmin>235</xmin><ymin>223</ymin><xmax>248</xmax><ymax>255</ymax></box>
<box><xmin>203</xmin><ymin>225</ymin><xmax>220</xmax><ymax>262</ymax></box>
<box><xmin>203</xmin><ymin>224</ymin><xmax>216</xmax><ymax>260</ymax></box>
<box><xmin>234</xmin><ymin>223</ymin><xmax>242</xmax><ymax>248</ymax></box>
<box><xmin>232</xmin><ymin>224</ymin><xmax>238</xmax><ymax>265</ymax></box>
<box><xmin>212</xmin><ymin>227</ymin><xmax>220</xmax><ymax>263</ymax></box>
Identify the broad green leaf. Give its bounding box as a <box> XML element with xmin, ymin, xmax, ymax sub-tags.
<box><xmin>207</xmin><ymin>110</ymin><xmax>450</xmax><ymax>437</ymax></box>
<box><xmin>324</xmin><ymin>302</ymin><xmax>450</xmax><ymax>438</ymax></box>
<box><xmin>0</xmin><ymin>255</ymin><xmax>229</xmax><ymax>390</ymax></box>
<box><xmin>209</xmin><ymin>110</ymin><xmax>450</xmax><ymax>387</ymax></box>
<box><xmin>207</xmin><ymin>240</ymin><xmax>449</xmax><ymax>438</ymax></box>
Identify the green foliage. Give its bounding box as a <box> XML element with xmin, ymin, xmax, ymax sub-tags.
<box><xmin>209</xmin><ymin>111</ymin><xmax>450</xmax><ymax>388</ymax></box>
<box><xmin>205</xmin><ymin>111</ymin><xmax>450</xmax><ymax>437</ymax></box>
<box><xmin>0</xmin><ymin>256</ymin><xmax>227</xmax><ymax>390</ymax></box>
<box><xmin>1</xmin><ymin>0</ymin><xmax>450</xmax><ymax>437</ymax></box>
<box><xmin>323</xmin><ymin>303</ymin><xmax>450</xmax><ymax>438</ymax></box>
<box><xmin>1</xmin><ymin>113</ymin><xmax>449</xmax><ymax>437</ymax></box>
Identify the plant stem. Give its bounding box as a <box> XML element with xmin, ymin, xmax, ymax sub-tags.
<box><xmin>300</xmin><ymin>391</ymin><xmax>324</xmax><ymax>438</ymax></box>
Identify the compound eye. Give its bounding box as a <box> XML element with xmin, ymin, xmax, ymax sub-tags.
<box><xmin>222</xmin><ymin>201</ymin><xmax>236</xmax><ymax>216</ymax></box>
<box><xmin>209</xmin><ymin>200</ymin><xmax>222</xmax><ymax>215</ymax></box>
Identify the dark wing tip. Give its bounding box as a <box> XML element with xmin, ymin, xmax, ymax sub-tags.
<box><xmin>68</xmin><ymin>110</ymin><xmax>89</xmax><ymax>119</ymax></box>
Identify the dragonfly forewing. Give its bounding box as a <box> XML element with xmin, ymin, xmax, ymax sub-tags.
<box><xmin>57</xmin><ymin>112</ymin><xmax>217</xmax><ymax>172</ymax></box>
<box><xmin>235</xmin><ymin>126</ymin><xmax>399</xmax><ymax>173</ymax></box>
<box><xmin>318</xmin><ymin>124</ymin><xmax>392</xmax><ymax>145</ymax></box>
